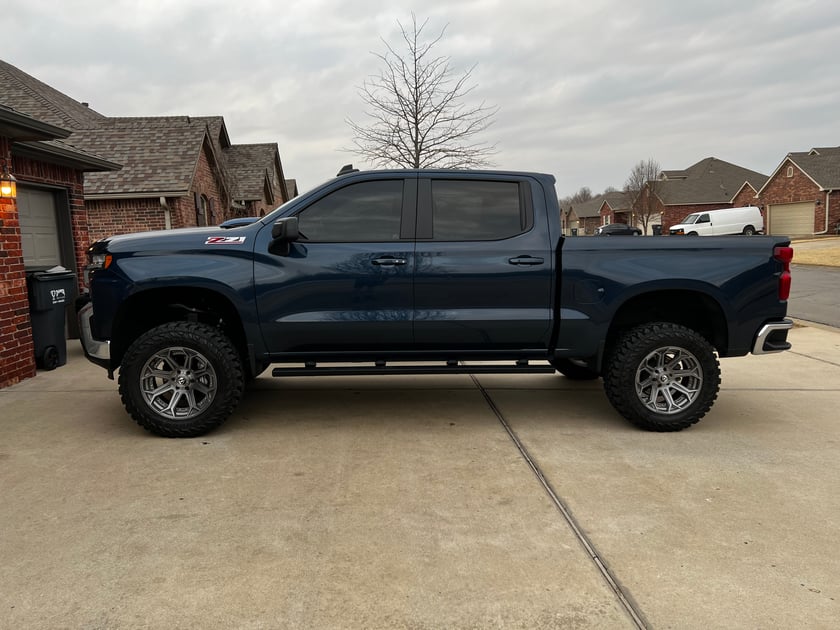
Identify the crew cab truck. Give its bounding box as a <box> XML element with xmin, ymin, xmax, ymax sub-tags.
<box><xmin>77</xmin><ymin>168</ymin><xmax>794</xmax><ymax>437</ymax></box>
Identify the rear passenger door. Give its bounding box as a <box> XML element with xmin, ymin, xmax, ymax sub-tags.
<box><xmin>412</xmin><ymin>175</ymin><xmax>554</xmax><ymax>350</ymax></box>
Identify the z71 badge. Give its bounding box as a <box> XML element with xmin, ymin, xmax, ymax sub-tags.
<box><xmin>205</xmin><ymin>236</ymin><xmax>247</xmax><ymax>245</ymax></box>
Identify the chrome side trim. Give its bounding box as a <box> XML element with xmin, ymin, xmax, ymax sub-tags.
<box><xmin>78</xmin><ymin>302</ymin><xmax>110</xmax><ymax>361</ymax></box>
<box><xmin>752</xmin><ymin>319</ymin><xmax>793</xmax><ymax>355</ymax></box>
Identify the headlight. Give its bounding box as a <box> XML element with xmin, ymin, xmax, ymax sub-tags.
<box><xmin>89</xmin><ymin>253</ymin><xmax>110</xmax><ymax>269</ymax></box>
<box><xmin>85</xmin><ymin>247</ymin><xmax>112</xmax><ymax>284</ymax></box>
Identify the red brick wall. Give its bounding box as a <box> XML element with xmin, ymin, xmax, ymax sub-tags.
<box><xmin>829</xmin><ymin>191</ymin><xmax>840</xmax><ymax>234</ymax></box>
<box><xmin>86</xmin><ymin>197</ymin><xmax>167</xmax><ymax>243</ymax></box>
<box><xmin>732</xmin><ymin>185</ymin><xmax>758</xmax><ymax>208</ymax></box>
<box><xmin>0</xmin><ymin>140</ymin><xmax>37</xmax><ymax>387</ymax></box>
<box><xmin>188</xmin><ymin>139</ymin><xmax>230</xmax><ymax>226</ymax></box>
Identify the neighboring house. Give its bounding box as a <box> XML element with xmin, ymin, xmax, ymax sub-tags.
<box><xmin>285</xmin><ymin>178</ymin><xmax>299</xmax><ymax>199</ymax></box>
<box><xmin>224</xmin><ymin>143</ymin><xmax>289</xmax><ymax>217</ymax></box>
<box><xmin>597</xmin><ymin>191</ymin><xmax>637</xmax><ymax>227</ymax></box>
<box><xmin>756</xmin><ymin>147</ymin><xmax>840</xmax><ymax>236</ymax></box>
<box><xmin>0</xmin><ymin>105</ymin><xmax>119</xmax><ymax>388</ymax></box>
<box><xmin>564</xmin><ymin>197</ymin><xmax>605</xmax><ymax>235</ymax></box>
<box><xmin>642</xmin><ymin>157</ymin><xmax>768</xmax><ymax>232</ymax></box>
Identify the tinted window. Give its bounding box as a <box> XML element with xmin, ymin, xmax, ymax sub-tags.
<box><xmin>432</xmin><ymin>180</ymin><xmax>525</xmax><ymax>241</ymax></box>
<box><xmin>297</xmin><ymin>180</ymin><xmax>404</xmax><ymax>242</ymax></box>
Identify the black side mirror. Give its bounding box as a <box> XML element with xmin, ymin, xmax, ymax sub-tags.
<box><xmin>272</xmin><ymin>217</ymin><xmax>299</xmax><ymax>241</ymax></box>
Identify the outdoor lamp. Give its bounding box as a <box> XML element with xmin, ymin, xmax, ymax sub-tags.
<box><xmin>0</xmin><ymin>167</ymin><xmax>17</xmax><ymax>199</ymax></box>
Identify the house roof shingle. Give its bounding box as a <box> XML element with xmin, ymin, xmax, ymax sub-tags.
<box><xmin>224</xmin><ymin>144</ymin><xmax>278</xmax><ymax>201</ymax></box>
<box><xmin>68</xmin><ymin>117</ymin><xmax>209</xmax><ymax>196</ymax></box>
<box><xmin>0</xmin><ymin>59</ymin><xmax>106</xmax><ymax>130</ymax></box>
<box><xmin>787</xmin><ymin>147</ymin><xmax>840</xmax><ymax>189</ymax></box>
<box><xmin>655</xmin><ymin>157</ymin><xmax>768</xmax><ymax>206</ymax></box>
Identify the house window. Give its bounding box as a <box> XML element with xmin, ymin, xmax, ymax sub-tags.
<box><xmin>196</xmin><ymin>194</ymin><xmax>209</xmax><ymax>226</ymax></box>
<box><xmin>786</xmin><ymin>166</ymin><xmax>794</xmax><ymax>178</ymax></box>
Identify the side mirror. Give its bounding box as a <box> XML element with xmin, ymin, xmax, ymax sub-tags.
<box><xmin>272</xmin><ymin>217</ymin><xmax>299</xmax><ymax>241</ymax></box>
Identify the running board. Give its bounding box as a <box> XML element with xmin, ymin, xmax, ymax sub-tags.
<box><xmin>271</xmin><ymin>360</ymin><xmax>556</xmax><ymax>377</ymax></box>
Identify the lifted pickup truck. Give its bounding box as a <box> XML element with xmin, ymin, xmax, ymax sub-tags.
<box><xmin>78</xmin><ymin>168</ymin><xmax>794</xmax><ymax>437</ymax></box>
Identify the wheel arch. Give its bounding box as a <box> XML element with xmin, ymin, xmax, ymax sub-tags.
<box><xmin>603</xmin><ymin>289</ymin><xmax>728</xmax><ymax>365</ymax></box>
<box><xmin>110</xmin><ymin>286</ymin><xmax>253</xmax><ymax>375</ymax></box>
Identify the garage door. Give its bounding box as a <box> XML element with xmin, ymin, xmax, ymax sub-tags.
<box><xmin>18</xmin><ymin>187</ymin><xmax>62</xmax><ymax>268</ymax></box>
<box><xmin>767</xmin><ymin>202</ymin><xmax>815</xmax><ymax>236</ymax></box>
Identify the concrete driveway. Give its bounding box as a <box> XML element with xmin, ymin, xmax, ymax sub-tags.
<box><xmin>1</xmin><ymin>327</ymin><xmax>839</xmax><ymax>629</ymax></box>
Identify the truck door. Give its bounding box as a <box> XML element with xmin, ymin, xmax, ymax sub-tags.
<box><xmin>413</xmin><ymin>176</ymin><xmax>554</xmax><ymax>350</ymax></box>
<box><xmin>253</xmin><ymin>176</ymin><xmax>416</xmax><ymax>353</ymax></box>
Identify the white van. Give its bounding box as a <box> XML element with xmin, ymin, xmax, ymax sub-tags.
<box><xmin>669</xmin><ymin>206</ymin><xmax>764</xmax><ymax>236</ymax></box>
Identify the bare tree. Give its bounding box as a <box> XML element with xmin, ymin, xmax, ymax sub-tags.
<box><xmin>624</xmin><ymin>159</ymin><xmax>662</xmax><ymax>234</ymax></box>
<box><xmin>346</xmin><ymin>14</ymin><xmax>498</xmax><ymax>169</ymax></box>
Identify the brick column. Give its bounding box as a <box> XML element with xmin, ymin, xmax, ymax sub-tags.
<box><xmin>0</xmin><ymin>143</ymin><xmax>36</xmax><ymax>388</ymax></box>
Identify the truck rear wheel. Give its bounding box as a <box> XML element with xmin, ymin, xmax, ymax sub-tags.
<box><xmin>603</xmin><ymin>323</ymin><xmax>720</xmax><ymax>431</ymax></box>
<box><xmin>118</xmin><ymin>322</ymin><xmax>244</xmax><ymax>437</ymax></box>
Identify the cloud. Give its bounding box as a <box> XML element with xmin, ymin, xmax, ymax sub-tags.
<box><xmin>5</xmin><ymin>0</ymin><xmax>840</xmax><ymax>194</ymax></box>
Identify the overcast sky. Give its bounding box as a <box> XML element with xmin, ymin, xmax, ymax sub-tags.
<box><xmin>5</xmin><ymin>0</ymin><xmax>840</xmax><ymax>197</ymax></box>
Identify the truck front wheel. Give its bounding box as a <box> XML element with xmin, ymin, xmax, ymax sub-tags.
<box><xmin>603</xmin><ymin>323</ymin><xmax>720</xmax><ymax>431</ymax></box>
<box><xmin>118</xmin><ymin>322</ymin><xmax>244</xmax><ymax>437</ymax></box>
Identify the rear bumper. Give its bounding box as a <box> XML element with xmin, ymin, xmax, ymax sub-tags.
<box><xmin>77</xmin><ymin>299</ymin><xmax>111</xmax><ymax>369</ymax></box>
<box><xmin>752</xmin><ymin>319</ymin><xmax>793</xmax><ymax>355</ymax></box>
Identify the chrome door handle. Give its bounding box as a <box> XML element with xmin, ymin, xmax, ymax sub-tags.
<box><xmin>372</xmin><ymin>257</ymin><xmax>407</xmax><ymax>266</ymax></box>
<box><xmin>508</xmin><ymin>256</ymin><xmax>544</xmax><ymax>265</ymax></box>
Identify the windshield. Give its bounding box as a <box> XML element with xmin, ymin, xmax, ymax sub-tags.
<box><xmin>680</xmin><ymin>213</ymin><xmax>699</xmax><ymax>224</ymax></box>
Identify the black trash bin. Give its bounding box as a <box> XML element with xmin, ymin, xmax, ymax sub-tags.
<box><xmin>652</xmin><ymin>224</ymin><xmax>663</xmax><ymax>236</ymax></box>
<box><xmin>26</xmin><ymin>270</ymin><xmax>77</xmax><ymax>370</ymax></box>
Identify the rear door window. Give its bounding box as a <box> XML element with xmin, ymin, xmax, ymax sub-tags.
<box><xmin>429</xmin><ymin>180</ymin><xmax>530</xmax><ymax>241</ymax></box>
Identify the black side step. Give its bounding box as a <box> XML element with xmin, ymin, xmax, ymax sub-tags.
<box><xmin>271</xmin><ymin>361</ymin><xmax>556</xmax><ymax>377</ymax></box>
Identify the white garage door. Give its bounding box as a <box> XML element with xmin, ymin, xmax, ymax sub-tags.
<box><xmin>18</xmin><ymin>187</ymin><xmax>62</xmax><ymax>268</ymax></box>
<box><xmin>768</xmin><ymin>202</ymin><xmax>815</xmax><ymax>236</ymax></box>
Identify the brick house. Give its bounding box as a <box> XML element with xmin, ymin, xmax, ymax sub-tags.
<box><xmin>756</xmin><ymin>147</ymin><xmax>840</xmax><ymax>236</ymax></box>
<box><xmin>640</xmin><ymin>157</ymin><xmax>768</xmax><ymax>232</ymax></box>
<box><xmin>563</xmin><ymin>196</ymin><xmax>604</xmax><ymax>235</ymax></box>
<box><xmin>0</xmin><ymin>106</ymin><xmax>118</xmax><ymax>387</ymax></box>
<box><xmin>69</xmin><ymin>116</ymin><xmax>237</xmax><ymax>242</ymax></box>
<box><xmin>563</xmin><ymin>192</ymin><xmax>635</xmax><ymax>235</ymax></box>
<box><xmin>0</xmin><ymin>58</ymin><xmax>294</xmax><ymax>388</ymax></box>
<box><xmin>597</xmin><ymin>191</ymin><xmax>635</xmax><ymax>227</ymax></box>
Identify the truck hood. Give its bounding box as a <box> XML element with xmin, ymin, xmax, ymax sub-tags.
<box><xmin>94</xmin><ymin>224</ymin><xmax>264</xmax><ymax>253</ymax></box>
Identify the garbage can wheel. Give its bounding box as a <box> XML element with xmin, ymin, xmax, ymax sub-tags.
<box><xmin>42</xmin><ymin>346</ymin><xmax>60</xmax><ymax>371</ymax></box>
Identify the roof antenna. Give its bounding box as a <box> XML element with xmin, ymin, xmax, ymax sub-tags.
<box><xmin>337</xmin><ymin>164</ymin><xmax>359</xmax><ymax>176</ymax></box>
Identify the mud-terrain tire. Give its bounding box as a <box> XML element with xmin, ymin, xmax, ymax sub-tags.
<box><xmin>118</xmin><ymin>322</ymin><xmax>244</xmax><ymax>437</ymax></box>
<box><xmin>550</xmin><ymin>357</ymin><xmax>600</xmax><ymax>380</ymax></box>
<box><xmin>603</xmin><ymin>322</ymin><xmax>720</xmax><ymax>431</ymax></box>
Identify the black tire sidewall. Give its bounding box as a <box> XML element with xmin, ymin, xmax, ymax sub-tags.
<box><xmin>118</xmin><ymin>322</ymin><xmax>244</xmax><ymax>437</ymax></box>
<box><xmin>604</xmin><ymin>323</ymin><xmax>720</xmax><ymax>431</ymax></box>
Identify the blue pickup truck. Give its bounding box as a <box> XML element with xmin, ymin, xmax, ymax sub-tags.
<box><xmin>77</xmin><ymin>168</ymin><xmax>794</xmax><ymax>437</ymax></box>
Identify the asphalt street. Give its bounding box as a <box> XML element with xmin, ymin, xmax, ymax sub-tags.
<box><xmin>789</xmin><ymin>264</ymin><xmax>840</xmax><ymax>328</ymax></box>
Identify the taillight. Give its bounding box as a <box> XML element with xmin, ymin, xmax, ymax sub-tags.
<box><xmin>774</xmin><ymin>246</ymin><xmax>793</xmax><ymax>301</ymax></box>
